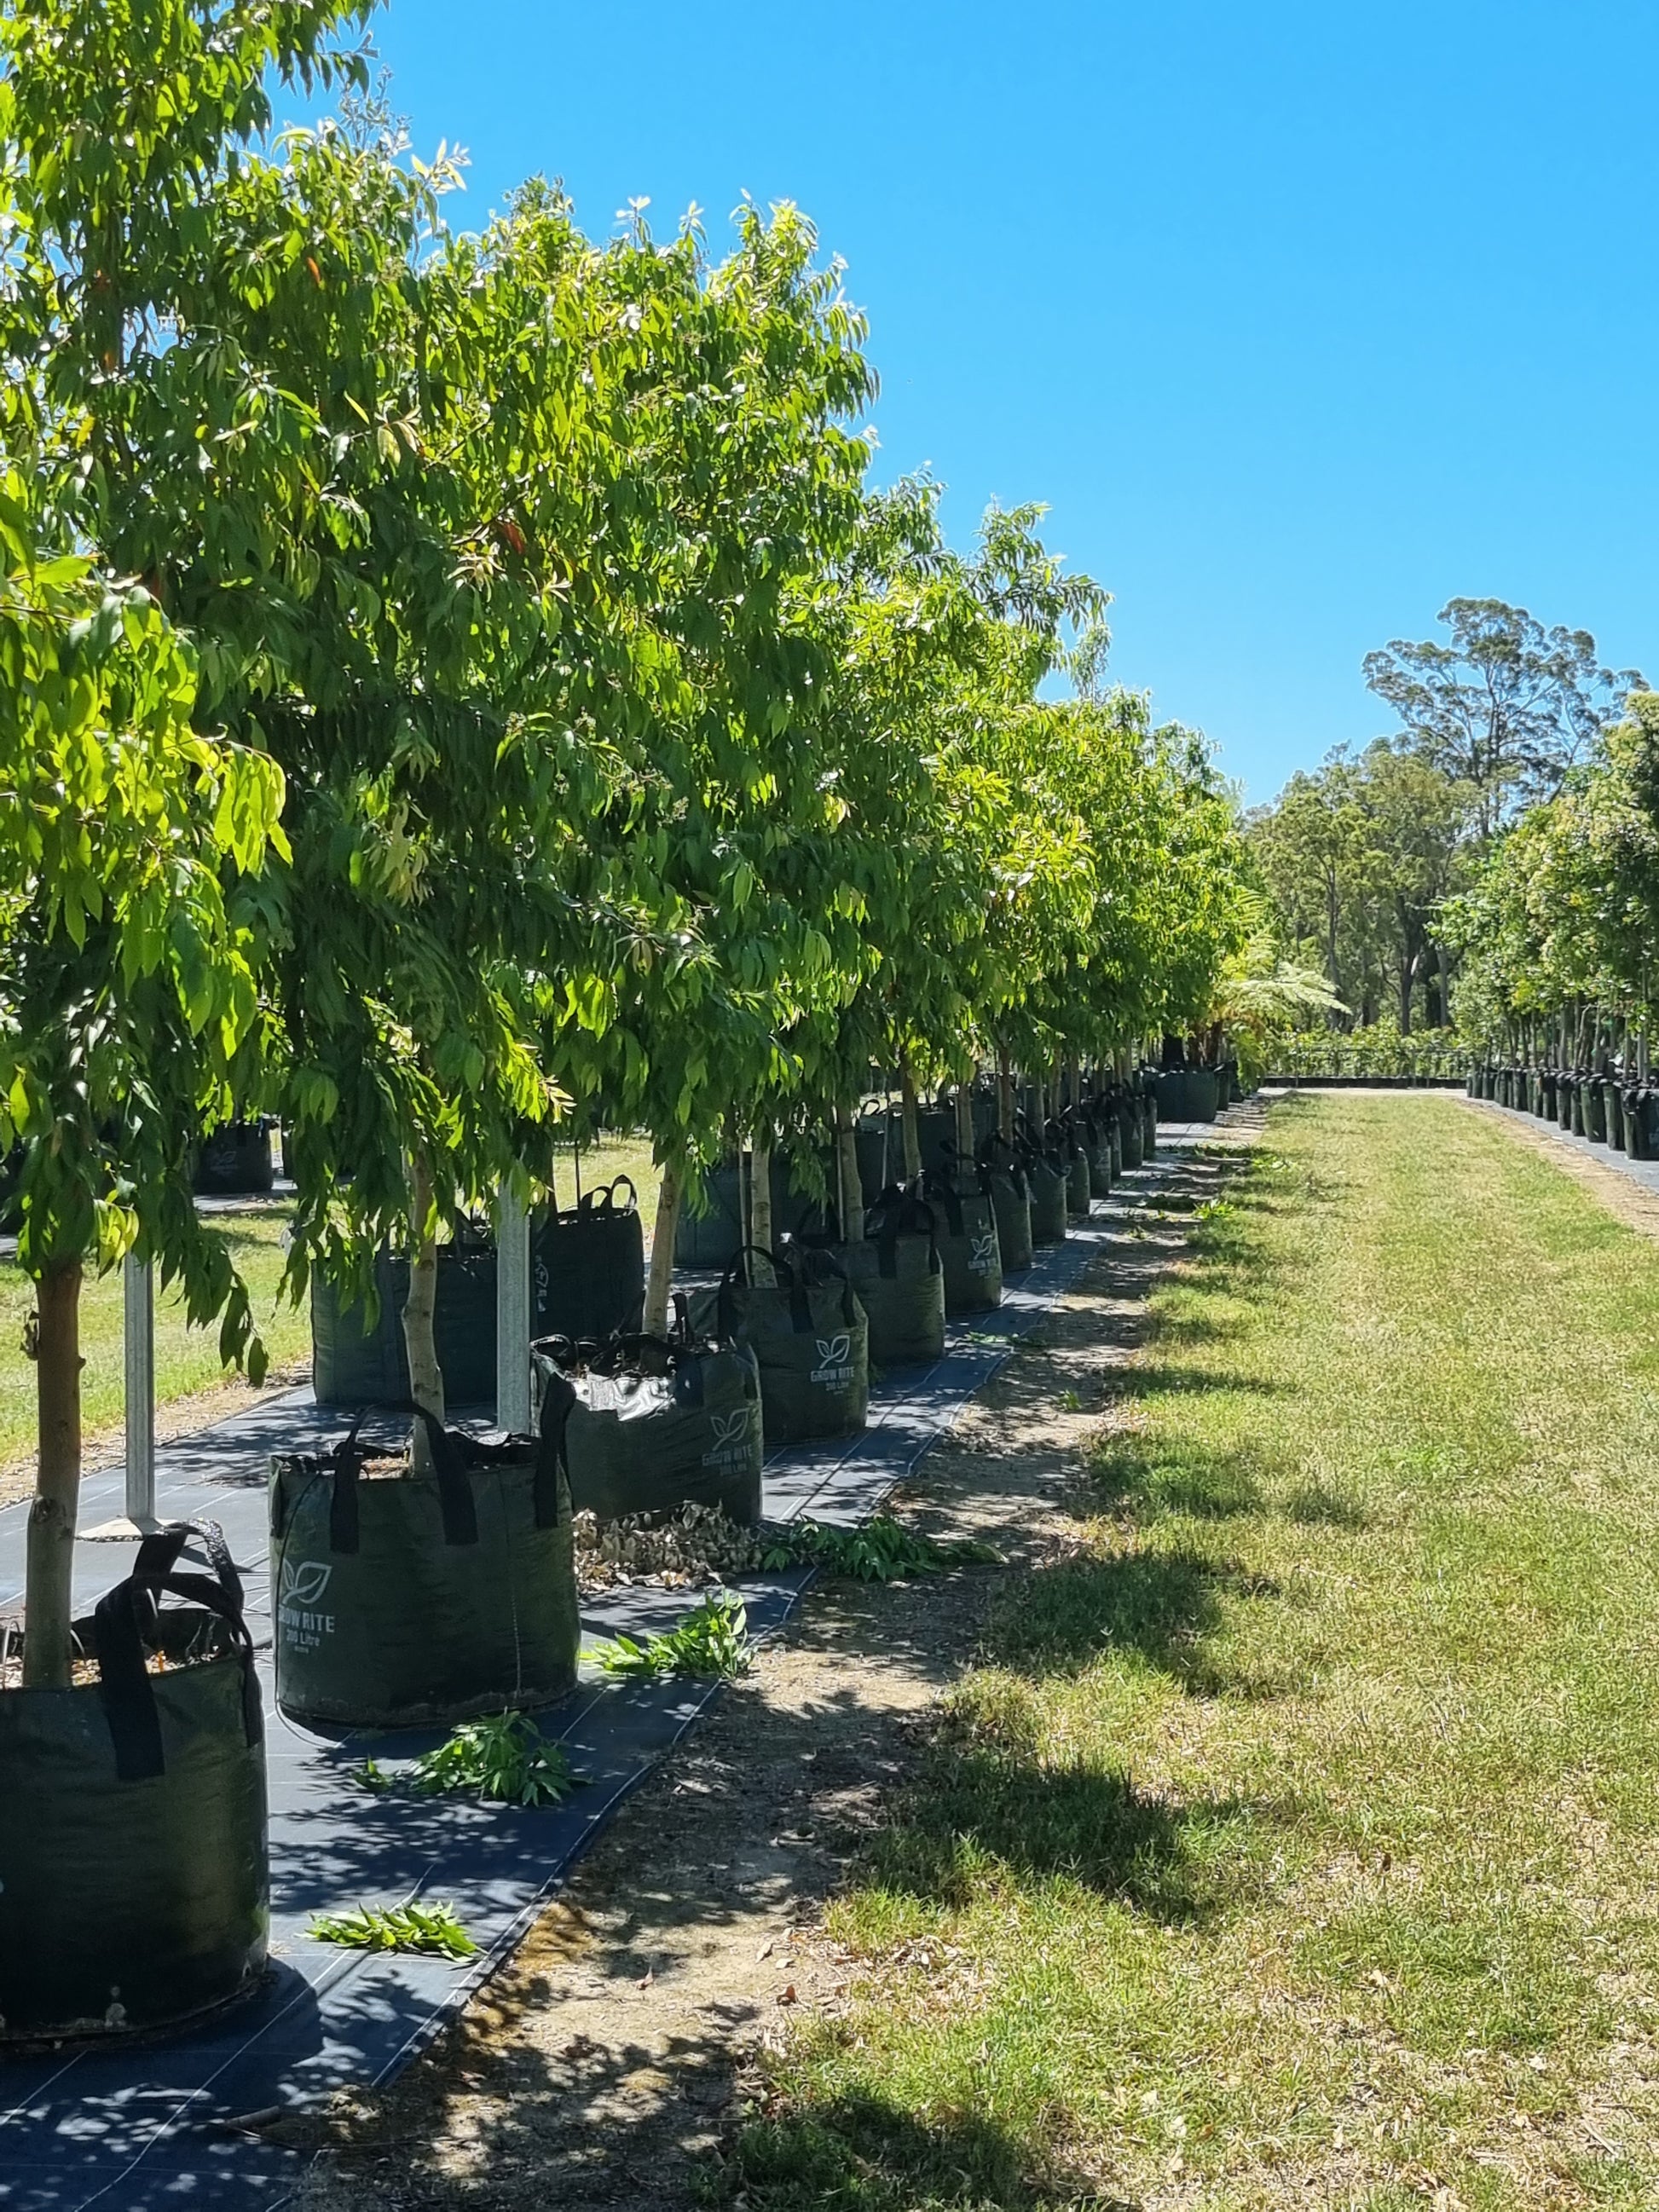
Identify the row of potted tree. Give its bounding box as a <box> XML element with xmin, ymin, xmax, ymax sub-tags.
<box><xmin>1448</xmin><ymin>690</ymin><xmax>1659</xmax><ymax>1148</ymax></box>
<box><xmin>0</xmin><ymin>0</ymin><xmax>1253</xmax><ymax>2044</ymax></box>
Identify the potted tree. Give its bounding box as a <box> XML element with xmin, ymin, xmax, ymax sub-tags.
<box><xmin>0</xmin><ymin>516</ymin><xmax>282</xmax><ymax>2042</ymax></box>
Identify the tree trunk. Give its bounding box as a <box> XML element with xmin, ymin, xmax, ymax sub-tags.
<box><xmin>749</xmin><ymin>1138</ymin><xmax>775</xmax><ymax>1281</ymax></box>
<box><xmin>645</xmin><ymin>1153</ymin><xmax>684</xmax><ymax>1333</ymax></box>
<box><xmin>997</xmin><ymin>1048</ymin><xmax>1014</xmax><ymax>1140</ymax></box>
<box><xmin>23</xmin><ymin>1260</ymin><xmax>83</xmax><ymax>1689</ymax></box>
<box><xmin>402</xmin><ymin>1152</ymin><xmax>445</xmax><ymax>1473</ymax></box>
<box><xmin>954</xmin><ymin>1077</ymin><xmax>975</xmax><ymax>1160</ymax></box>
<box><xmin>899</xmin><ymin>1064</ymin><xmax>922</xmax><ymax>1181</ymax></box>
<box><xmin>835</xmin><ymin>1107</ymin><xmax>864</xmax><ymax>1243</ymax></box>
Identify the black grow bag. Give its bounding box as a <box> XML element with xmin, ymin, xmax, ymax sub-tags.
<box><xmin>532</xmin><ymin>1176</ymin><xmax>645</xmax><ymax>1344</ymax></box>
<box><xmin>830</xmin><ymin>1193</ymin><xmax>946</xmax><ymax>1366</ymax></box>
<box><xmin>1155</xmin><ymin>1068</ymin><xmax>1219</xmax><ymax>1123</ymax></box>
<box><xmin>708</xmin><ymin>1245</ymin><xmax>869</xmax><ymax>1444</ymax></box>
<box><xmin>1608</xmin><ymin>1083</ymin><xmax>1627</xmax><ymax>1151</ymax></box>
<box><xmin>270</xmin><ymin>1408</ymin><xmax>578</xmax><ymax>1729</ymax></box>
<box><xmin>194</xmin><ymin>1119</ymin><xmax>276</xmax><ymax>1196</ymax></box>
<box><xmin>1119</xmin><ymin>1089</ymin><xmax>1145</xmax><ymax>1170</ymax></box>
<box><xmin>1055</xmin><ymin>1121</ymin><xmax>1092</xmax><ymax>1217</ymax></box>
<box><xmin>1024</xmin><ymin>1143</ymin><xmax>1070</xmax><ymax>1247</ymax></box>
<box><xmin>311</xmin><ymin>1227</ymin><xmax>496</xmax><ymax>1407</ymax></box>
<box><xmin>1082</xmin><ymin>1101</ymin><xmax>1115</xmax><ymax>1198</ymax></box>
<box><xmin>980</xmin><ymin>1135</ymin><xmax>1034</xmax><ymax>1273</ymax></box>
<box><xmin>0</xmin><ymin>1522</ymin><xmax>268</xmax><ymax>2046</ymax></box>
<box><xmin>920</xmin><ymin>1170</ymin><xmax>1004</xmax><ymax>1315</ymax></box>
<box><xmin>1625</xmin><ymin>1085</ymin><xmax>1653</xmax><ymax>1160</ymax></box>
<box><xmin>674</xmin><ymin>1159</ymin><xmax>745</xmax><ymax>1270</ymax></box>
<box><xmin>535</xmin><ymin>1315</ymin><xmax>764</xmax><ymax>1525</ymax></box>
<box><xmin>1585</xmin><ymin>1079</ymin><xmax>1609</xmax><ymax>1143</ymax></box>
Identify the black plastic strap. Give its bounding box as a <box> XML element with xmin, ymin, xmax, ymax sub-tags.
<box><xmin>408</xmin><ymin>1405</ymin><xmax>481</xmax><ymax>1546</ymax></box>
<box><xmin>93</xmin><ymin>1519</ymin><xmax>259</xmax><ymax>1782</ymax></box>
<box><xmin>535</xmin><ymin>1366</ymin><xmax>576</xmax><ymax>1526</ymax></box>
<box><xmin>326</xmin><ymin>1412</ymin><xmax>369</xmax><ymax>1554</ymax></box>
<box><xmin>925</xmin><ymin>1176</ymin><xmax>966</xmax><ymax>1238</ymax></box>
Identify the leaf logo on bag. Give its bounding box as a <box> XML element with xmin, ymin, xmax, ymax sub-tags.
<box><xmin>811</xmin><ymin>1331</ymin><xmax>857</xmax><ymax>1391</ymax></box>
<box><xmin>280</xmin><ymin>1558</ymin><xmax>332</xmax><ymax>1608</ymax></box>
<box><xmin>702</xmin><ymin>1406</ymin><xmax>757</xmax><ymax>1471</ymax></box>
<box><xmin>969</xmin><ymin>1233</ymin><xmax>997</xmax><ymax>1274</ymax></box>
<box><xmin>277</xmin><ymin>1558</ymin><xmax>336</xmax><ymax>1649</ymax></box>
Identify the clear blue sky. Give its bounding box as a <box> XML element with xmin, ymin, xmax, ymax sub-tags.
<box><xmin>295</xmin><ymin>0</ymin><xmax>1659</xmax><ymax>804</ymax></box>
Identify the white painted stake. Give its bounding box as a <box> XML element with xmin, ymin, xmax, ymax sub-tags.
<box><xmin>495</xmin><ymin>1185</ymin><xmax>532</xmax><ymax>1435</ymax></box>
<box><xmin>85</xmin><ymin>1254</ymin><xmax>159</xmax><ymax>1539</ymax></box>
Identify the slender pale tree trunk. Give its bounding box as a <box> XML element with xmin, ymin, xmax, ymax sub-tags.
<box><xmin>645</xmin><ymin>1152</ymin><xmax>685</xmax><ymax>1334</ymax></box>
<box><xmin>954</xmin><ymin>1073</ymin><xmax>975</xmax><ymax>1160</ymax></box>
<box><xmin>899</xmin><ymin>1063</ymin><xmax>922</xmax><ymax>1181</ymax></box>
<box><xmin>997</xmin><ymin>1048</ymin><xmax>1014</xmax><ymax>1140</ymax></box>
<box><xmin>835</xmin><ymin>1106</ymin><xmax>864</xmax><ymax>1244</ymax></box>
<box><xmin>749</xmin><ymin>1137</ymin><xmax>775</xmax><ymax>1281</ymax></box>
<box><xmin>24</xmin><ymin>1260</ymin><xmax>83</xmax><ymax>1689</ymax></box>
<box><xmin>402</xmin><ymin>1150</ymin><xmax>444</xmax><ymax>1473</ymax></box>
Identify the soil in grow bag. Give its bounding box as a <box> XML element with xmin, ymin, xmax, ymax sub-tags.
<box><xmin>533</xmin><ymin>1175</ymin><xmax>645</xmax><ymax>1344</ymax></box>
<box><xmin>311</xmin><ymin>1225</ymin><xmax>496</xmax><ymax>1407</ymax></box>
<box><xmin>270</xmin><ymin>1406</ymin><xmax>579</xmax><ymax>1729</ymax></box>
<box><xmin>0</xmin><ymin>1521</ymin><xmax>268</xmax><ymax>2047</ymax></box>
<box><xmin>701</xmin><ymin>1245</ymin><xmax>869</xmax><ymax>1444</ymax></box>
<box><xmin>194</xmin><ymin>1118</ymin><xmax>276</xmax><ymax>1197</ymax></box>
<box><xmin>535</xmin><ymin>1311</ymin><xmax>764</xmax><ymax>1526</ymax></box>
<box><xmin>919</xmin><ymin>1167</ymin><xmax>1003</xmax><ymax>1315</ymax></box>
<box><xmin>980</xmin><ymin>1135</ymin><xmax>1034</xmax><ymax>1273</ymax></box>
<box><xmin>824</xmin><ymin>1192</ymin><xmax>947</xmax><ymax>1367</ymax></box>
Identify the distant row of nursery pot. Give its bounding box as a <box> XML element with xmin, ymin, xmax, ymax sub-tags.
<box><xmin>1469</xmin><ymin>1061</ymin><xmax>1659</xmax><ymax>1158</ymax></box>
<box><xmin>0</xmin><ymin>1073</ymin><xmax>1163</xmax><ymax>2047</ymax></box>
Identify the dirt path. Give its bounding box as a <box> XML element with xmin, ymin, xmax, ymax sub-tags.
<box><xmin>289</xmin><ymin>1122</ymin><xmax>1260</xmax><ymax>2210</ymax></box>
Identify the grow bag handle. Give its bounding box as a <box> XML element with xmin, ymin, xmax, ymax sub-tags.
<box><xmin>93</xmin><ymin>1518</ymin><xmax>262</xmax><ymax>1783</ymax></box>
<box><xmin>921</xmin><ymin>1171</ymin><xmax>966</xmax><ymax>1239</ymax></box>
<box><xmin>535</xmin><ymin>1361</ymin><xmax>577</xmax><ymax>1518</ymax></box>
<box><xmin>864</xmin><ymin>1193</ymin><xmax>941</xmax><ymax>1279</ymax></box>
<box><xmin>716</xmin><ymin>1245</ymin><xmax>815</xmax><ymax>1337</ymax></box>
<box><xmin>562</xmin><ymin>1174</ymin><xmax>637</xmax><ymax>1225</ymax></box>
<box><xmin>321</xmin><ymin>1406</ymin><xmax>479</xmax><ymax>1551</ymax></box>
<box><xmin>976</xmin><ymin>1129</ymin><xmax>1031</xmax><ymax>1197</ymax></box>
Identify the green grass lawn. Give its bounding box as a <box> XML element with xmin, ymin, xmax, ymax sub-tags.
<box><xmin>0</xmin><ymin>1134</ymin><xmax>661</xmax><ymax>1473</ymax></box>
<box><xmin>738</xmin><ymin>1095</ymin><xmax>1659</xmax><ymax>2209</ymax></box>
<box><xmin>0</xmin><ymin>1209</ymin><xmax>309</xmax><ymax>1468</ymax></box>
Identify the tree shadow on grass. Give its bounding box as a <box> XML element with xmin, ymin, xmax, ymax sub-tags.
<box><xmin>736</xmin><ymin>2084</ymin><xmax>1141</xmax><ymax>2210</ymax></box>
<box><xmin>986</xmin><ymin>1546</ymin><xmax>1291</xmax><ymax>1693</ymax></box>
<box><xmin>1283</xmin><ymin>1481</ymin><xmax>1369</xmax><ymax>1530</ymax></box>
<box><xmin>1089</xmin><ymin>1434</ymin><xmax>1269</xmax><ymax>1521</ymax></box>
<box><xmin>1113</xmin><ymin>1360</ymin><xmax>1292</xmax><ymax>1402</ymax></box>
<box><xmin>862</xmin><ymin>1733</ymin><xmax>1286</xmax><ymax>1925</ymax></box>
